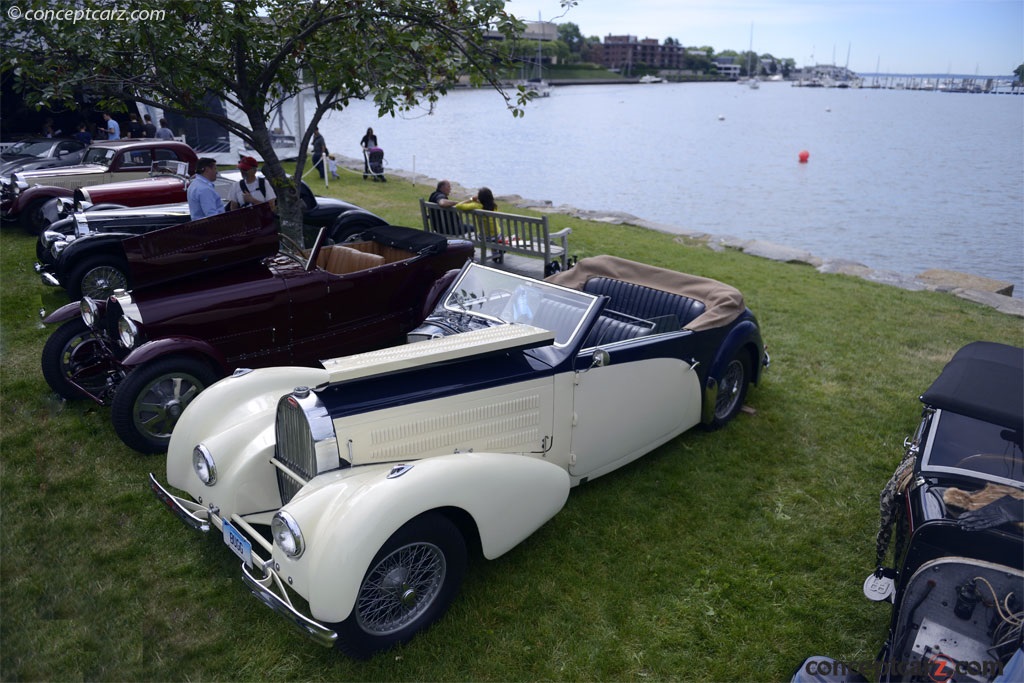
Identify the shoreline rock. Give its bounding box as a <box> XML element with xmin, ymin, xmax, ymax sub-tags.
<box><xmin>332</xmin><ymin>155</ymin><xmax>1022</xmax><ymax>317</ymax></box>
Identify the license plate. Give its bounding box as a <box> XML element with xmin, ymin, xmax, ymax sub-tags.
<box><xmin>223</xmin><ymin>521</ymin><xmax>252</xmax><ymax>567</ymax></box>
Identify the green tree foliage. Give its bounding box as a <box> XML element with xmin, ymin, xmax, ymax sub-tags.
<box><xmin>1015</xmin><ymin>64</ymin><xmax>1024</xmax><ymax>84</ymax></box>
<box><xmin>2</xmin><ymin>0</ymin><xmax>531</xmax><ymax>241</ymax></box>
<box><xmin>557</xmin><ymin>21</ymin><xmax>584</xmax><ymax>55</ymax></box>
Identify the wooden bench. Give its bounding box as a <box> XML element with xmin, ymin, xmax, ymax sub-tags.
<box><xmin>420</xmin><ymin>199</ymin><xmax>571</xmax><ymax>276</ymax></box>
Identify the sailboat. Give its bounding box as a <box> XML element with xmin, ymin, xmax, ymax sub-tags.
<box><xmin>521</xmin><ymin>13</ymin><xmax>552</xmax><ymax>97</ymax></box>
<box><xmin>746</xmin><ymin>23</ymin><xmax>760</xmax><ymax>89</ymax></box>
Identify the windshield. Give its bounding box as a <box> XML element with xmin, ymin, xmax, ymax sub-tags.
<box><xmin>442</xmin><ymin>263</ymin><xmax>599</xmax><ymax>346</ymax></box>
<box><xmin>921</xmin><ymin>409</ymin><xmax>1023</xmax><ymax>487</ymax></box>
<box><xmin>82</xmin><ymin>147</ymin><xmax>116</xmax><ymax>166</ymax></box>
<box><xmin>5</xmin><ymin>141</ymin><xmax>52</xmax><ymax>157</ymax></box>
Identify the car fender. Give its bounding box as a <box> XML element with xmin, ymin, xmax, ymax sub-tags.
<box><xmin>11</xmin><ymin>184</ymin><xmax>71</xmax><ymax>214</ymax></box>
<box><xmin>282</xmin><ymin>453</ymin><xmax>571</xmax><ymax>623</ymax></box>
<box><xmin>122</xmin><ymin>336</ymin><xmax>229</xmax><ymax>374</ymax></box>
<box><xmin>707</xmin><ymin>319</ymin><xmax>764</xmax><ymax>386</ymax></box>
<box><xmin>42</xmin><ymin>301</ymin><xmax>83</xmax><ymax>325</ymax></box>
<box><xmin>166</xmin><ymin>365</ymin><xmax>331</xmax><ymax>505</ymax></box>
<box><xmin>54</xmin><ymin>234</ymin><xmax>130</xmax><ymax>276</ymax></box>
<box><xmin>701</xmin><ymin>319</ymin><xmax>764</xmax><ymax>424</ymax></box>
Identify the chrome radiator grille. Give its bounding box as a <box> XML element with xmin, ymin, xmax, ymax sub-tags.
<box><xmin>275</xmin><ymin>393</ymin><xmax>317</xmax><ymax>504</ymax></box>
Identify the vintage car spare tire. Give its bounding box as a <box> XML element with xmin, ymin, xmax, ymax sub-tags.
<box><xmin>41</xmin><ymin>317</ymin><xmax>111</xmax><ymax>401</ymax></box>
<box><xmin>111</xmin><ymin>356</ymin><xmax>219</xmax><ymax>454</ymax></box>
<box><xmin>332</xmin><ymin>512</ymin><xmax>468</xmax><ymax>659</ymax></box>
<box><xmin>68</xmin><ymin>254</ymin><xmax>130</xmax><ymax>300</ymax></box>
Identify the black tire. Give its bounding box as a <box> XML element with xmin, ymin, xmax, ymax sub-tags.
<box><xmin>20</xmin><ymin>199</ymin><xmax>49</xmax><ymax>234</ymax></box>
<box><xmin>110</xmin><ymin>356</ymin><xmax>218</xmax><ymax>454</ymax></box>
<box><xmin>67</xmin><ymin>254</ymin><xmax>130</xmax><ymax>300</ymax></box>
<box><xmin>332</xmin><ymin>513</ymin><xmax>467</xmax><ymax>659</ymax></box>
<box><xmin>41</xmin><ymin>318</ymin><xmax>112</xmax><ymax>400</ymax></box>
<box><xmin>706</xmin><ymin>352</ymin><xmax>751</xmax><ymax>430</ymax></box>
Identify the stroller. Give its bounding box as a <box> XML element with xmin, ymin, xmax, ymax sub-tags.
<box><xmin>363</xmin><ymin>147</ymin><xmax>386</xmax><ymax>182</ymax></box>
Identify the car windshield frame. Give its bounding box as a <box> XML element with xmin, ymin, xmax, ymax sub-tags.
<box><xmin>441</xmin><ymin>262</ymin><xmax>600</xmax><ymax>348</ymax></box>
<box><xmin>920</xmin><ymin>408</ymin><xmax>1024</xmax><ymax>487</ymax></box>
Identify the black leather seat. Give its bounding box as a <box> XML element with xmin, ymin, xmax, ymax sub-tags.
<box><xmin>582</xmin><ymin>277</ymin><xmax>706</xmax><ymax>327</ymax></box>
<box><xmin>582</xmin><ymin>316</ymin><xmax>653</xmax><ymax>347</ymax></box>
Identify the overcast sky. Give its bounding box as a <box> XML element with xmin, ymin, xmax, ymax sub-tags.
<box><xmin>504</xmin><ymin>0</ymin><xmax>1024</xmax><ymax>75</ymax></box>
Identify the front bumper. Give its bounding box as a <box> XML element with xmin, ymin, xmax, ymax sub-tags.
<box><xmin>34</xmin><ymin>262</ymin><xmax>60</xmax><ymax>287</ymax></box>
<box><xmin>148</xmin><ymin>473</ymin><xmax>338</xmax><ymax>648</ymax></box>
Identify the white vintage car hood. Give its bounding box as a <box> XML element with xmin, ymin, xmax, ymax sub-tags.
<box><xmin>320</xmin><ymin>324</ymin><xmax>554</xmax><ymax>384</ymax></box>
<box><xmin>15</xmin><ymin>164</ymin><xmax>110</xmax><ymax>183</ymax></box>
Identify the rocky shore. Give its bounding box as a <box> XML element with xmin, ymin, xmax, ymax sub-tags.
<box><xmin>335</xmin><ymin>155</ymin><xmax>1023</xmax><ymax>318</ymax></box>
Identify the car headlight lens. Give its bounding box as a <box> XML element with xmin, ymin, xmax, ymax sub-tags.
<box><xmin>118</xmin><ymin>317</ymin><xmax>138</xmax><ymax>348</ymax></box>
<box><xmin>192</xmin><ymin>444</ymin><xmax>217</xmax><ymax>486</ymax></box>
<box><xmin>272</xmin><ymin>511</ymin><xmax>305</xmax><ymax>558</ymax></box>
<box><xmin>80</xmin><ymin>297</ymin><xmax>100</xmax><ymax>328</ymax></box>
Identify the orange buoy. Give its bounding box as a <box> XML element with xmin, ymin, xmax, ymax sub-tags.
<box><xmin>798</xmin><ymin>150</ymin><xmax>810</xmax><ymax>163</ymax></box>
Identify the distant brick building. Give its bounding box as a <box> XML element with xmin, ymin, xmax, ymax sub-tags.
<box><xmin>593</xmin><ymin>35</ymin><xmax>687</xmax><ymax>72</ymax></box>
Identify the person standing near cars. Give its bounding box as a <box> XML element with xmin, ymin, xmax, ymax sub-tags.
<box><xmin>227</xmin><ymin>156</ymin><xmax>276</xmax><ymax>211</ymax></box>
<box><xmin>142</xmin><ymin>114</ymin><xmax>157</xmax><ymax>138</ymax></box>
<box><xmin>187</xmin><ymin>158</ymin><xmax>225</xmax><ymax>220</ymax></box>
<box><xmin>102</xmin><ymin>112</ymin><xmax>120</xmax><ymax>140</ymax></box>
<box><xmin>155</xmin><ymin>118</ymin><xmax>174</xmax><ymax>140</ymax></box>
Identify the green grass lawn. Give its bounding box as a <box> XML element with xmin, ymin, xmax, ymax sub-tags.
<box><xmin>1</xmin><ymin>168</ymin><xmax>1021</xmax><ymax>681</ymax></box>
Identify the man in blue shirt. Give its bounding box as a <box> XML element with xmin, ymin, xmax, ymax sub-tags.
<box><xmin>187</xmin><ymin>158</ymin><xmax>225</xmax><ymax>220</ymax></box>
<box><xmin>102</xmin><ymin>113</ymin><xmax>120</xmax><ymax>140</ymax></box>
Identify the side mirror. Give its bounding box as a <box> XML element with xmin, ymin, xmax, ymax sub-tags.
<box><xmin>591</xmin><ymin>349</ymin><xmax>610</xmax><ymax>369</ymax></box>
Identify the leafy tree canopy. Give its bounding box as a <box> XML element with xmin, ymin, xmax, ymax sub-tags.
<box><xmin>3</xmin><ymin>0</ymin><xmax>549</xmax><ymax>240</ymax></box>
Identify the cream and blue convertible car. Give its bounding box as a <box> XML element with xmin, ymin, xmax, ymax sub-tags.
<box><xmin>150</xmin><ymin>255</ymin><xmax>769</xmax><ymax>658</ymax></box>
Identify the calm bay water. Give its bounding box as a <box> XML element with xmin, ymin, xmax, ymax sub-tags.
<box><xmin>319</xmin><ymin>82</ymin><xmax>1024</xmax><ymax>297</ymax></box>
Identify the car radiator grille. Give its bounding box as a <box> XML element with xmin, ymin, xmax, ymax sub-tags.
<box><xmin>274</xmin><ymin>394</ymin><xmax>317</xmax><ymax>504</ymax></box>
<box><xmin>103</xmin><ymin>298</ymin><xmax>123</xmax><ymax>340</ymax></box>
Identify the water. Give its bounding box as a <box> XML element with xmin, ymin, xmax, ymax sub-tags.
<box><xmin>319</xmin><ymin>82</ymin><xmax>1024</xmax><ymax>297</ymax></box>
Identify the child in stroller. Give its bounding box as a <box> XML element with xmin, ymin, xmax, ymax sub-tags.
<box><xmin>364</xmin><ymin>147</ymin><xmax>386</xmax><ymax>182</ymax></box>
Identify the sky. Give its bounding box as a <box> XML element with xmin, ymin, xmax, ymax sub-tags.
<box><xmin>504</xmin><ymin>0</ymin><xmax>1024</xmax><ymax>75</ymax></box>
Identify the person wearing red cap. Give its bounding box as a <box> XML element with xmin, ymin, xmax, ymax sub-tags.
<box><xmin>228</xmin><ymin>155</ymin><xmax>276</xmax><ymax>211</ymax></box>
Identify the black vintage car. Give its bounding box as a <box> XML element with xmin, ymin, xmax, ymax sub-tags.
<box><xmin>35</xmin><ymin>181</ymin><xmax>382</xmax><ymax>300</ymax></box>
<box><xmin>40</xmin><ymin>203</ymin><xmax>475</xmax><ymax>453</ymax></box>
<box><xmin>794</xmin><ymin>341</ymin><xmax>1023</xmax><ymax>683</ymax></box>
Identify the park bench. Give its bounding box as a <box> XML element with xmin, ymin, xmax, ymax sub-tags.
<box><xmin>419</xmin><ymin>199</ymin><xmax>571</xmax><ymax>276</ymax></box>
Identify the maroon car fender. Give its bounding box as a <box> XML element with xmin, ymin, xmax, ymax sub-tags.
<box><xmin>121</xmin><ymin>336</ymin><xmax>229</xmax><ymax>375</ymax></box>
<box><xmin>43</xmin><ymin>301</ymin><xmax>83</xmax><ymax>325</ymax></box>
<box><xmin>11</xmin><ymin>184</ymin><xmax>73</xmax><ymax>213</ymax></box>
<box><xmin>418</xmin><ymin>268</ymin><xmax>462</xmax><ymax>321</ymax></box>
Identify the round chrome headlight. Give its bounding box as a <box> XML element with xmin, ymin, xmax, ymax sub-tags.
<box><xmin>192</xmin><ymin>444</ymin><xmax>217</xmax><ymax>486</ymax></box>
<box><xmin>118</xmin><ymin>317</ymin><xmax>138</xmax><ymax>348</ymax></box>
<box><xmin>51</xmin><ymin>239</ymin><xmax>70</xmax><ymax>256</ymax></box>
<box><xmin>272</xmin><ymin>511</ymin><xmax>305</xmax><ymax>558</ymax></box>
<box><xmin>80</xmin><ymin>297</ymin><xmax>100</xmax><ymax>328</ymax></box>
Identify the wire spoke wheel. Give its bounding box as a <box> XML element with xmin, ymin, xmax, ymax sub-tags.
<box><xmin>80</xmin><ymin>264</ymin><xmax>127</xmax><ymax>299</ymax></box>
<box><xmin>355</xmin><ymin>541</ymin><xmax>446</xmax><ymax>635</ymax></box>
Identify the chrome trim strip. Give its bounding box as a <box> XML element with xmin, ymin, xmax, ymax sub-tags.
<box><xmin>241</xmin><ymin>562</ymin><xmax>338</xmax><ymax>647</ymax></box>
<box><xmin>148</xmin><ymin>473</ymin><xmax>211</xmax><ymax>532</ymax></box>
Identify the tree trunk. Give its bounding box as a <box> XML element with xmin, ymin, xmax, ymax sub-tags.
<box><xmin>246</xmin><ymin>113</ymin><xmax>306</xmax><ymax>245</ymax></box>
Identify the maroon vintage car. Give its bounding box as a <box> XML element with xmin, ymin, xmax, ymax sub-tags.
<box><xmin>40</xmin><ymin>203</ymin><xmax>475</xmax><ymax>453</ymax></box>
<box><xmin>1</xmin><ymin>139</ymin><xmax>198</xmax><ymax>232</ymax></box>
